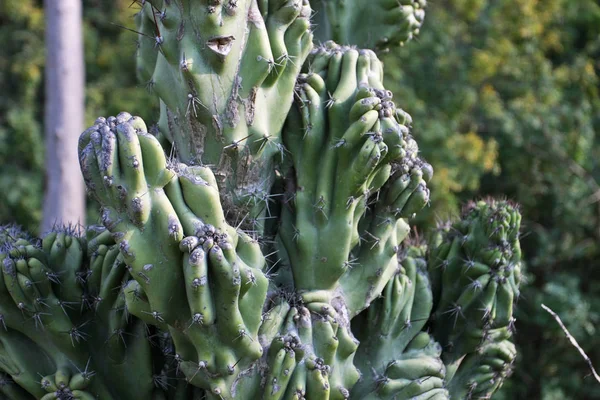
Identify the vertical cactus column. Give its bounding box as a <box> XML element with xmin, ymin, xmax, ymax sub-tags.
<box><xmin>278</xmin><ymin>42</ymin><xmax>431</xmax><ymax>308</ymax></box>
<box><xmin>79</xmin><ymin>113</ymin><xmax>272</xmax><ymax>398</ymax></box>
<box><xmin>428</xmin><ymin>200</ymin><xmax>522</xmax><ymax>399</ymax></box>
<box><xmin>135</xmin><ymin>0</ymin><xmax>313</xmax><ymax>216</ymax></box>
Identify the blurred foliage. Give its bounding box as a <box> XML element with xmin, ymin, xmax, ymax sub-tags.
<box><xmin>382</xmin><ymin>0</ymin><xmax>600</xmax><ymax>398</ymax></box>
<box><xmin>1</xmin><ymin>0</ymin><xmax>599</xmax><ymax>397</ymax></box>
<box><xmin>0</xmin><ymin>0</ymin><xmax>156</xmax><ymax>233</ymax></box>
<box><xmin>84</xmin><ymin>0</ymin><xmax>157</xmax><ymax>125</ymax></box>
<box><xmin>0</xmin><ymin>0</ymin><xmax>45</xmax><ymax>230</ymax></box>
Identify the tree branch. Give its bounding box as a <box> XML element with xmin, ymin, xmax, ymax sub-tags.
<box><xmin>541</xmin><ymin>304</ymin><xmax>600</xmax><ymax>383</ymax></box>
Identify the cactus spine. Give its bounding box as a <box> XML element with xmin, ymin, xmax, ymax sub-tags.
<box><xmin>0</xmin><ymin>1</ymin><xmax>522</xmax><ymax>399</ymax></box>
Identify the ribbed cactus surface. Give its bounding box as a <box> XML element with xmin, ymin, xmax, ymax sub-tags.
<box><xmin>310</xmin><ymin>0</ymin><xmax>426</xmax><ymax>50</ymax></box>
<box><xmin>0</xmin><ymin>1</ymin><xmax>523</xmax><ymax>399</ymax></box>
<box><xmin>135</xmin><ymin>0</ymin><xmax>314</xmax><ymax>220</ymax></box>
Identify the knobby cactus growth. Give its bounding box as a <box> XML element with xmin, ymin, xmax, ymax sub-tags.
<box><xmin>0</xmin><ymin>1</ymin><xmax>523</xmax><ymax>399</ymax></box>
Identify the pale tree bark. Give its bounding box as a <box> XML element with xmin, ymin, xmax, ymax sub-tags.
<box><xmin>42</xmin><ymin>0</ymin><xmax>86</xmax><ymax>232</ymax></box>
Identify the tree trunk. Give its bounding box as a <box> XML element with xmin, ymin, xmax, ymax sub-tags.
<box><xmin>42</xmin><ymin>0</ymin><xmax>86</xmax><ymax>232</ymax></box>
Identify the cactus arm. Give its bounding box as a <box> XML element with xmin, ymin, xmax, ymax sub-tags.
<box><xmin>77</xmin><ymin>114</ymin><xmax>208</xmax><ymax>398</ymax></box>
<box><xmin>275</xmin><ymin>42</ymin><xmax>432</xmax><ymax>325</ymax></box>
<box><xmin>428</xmin><ymin>200</ymin><xmax>522</xmax><ymax>397</ymax></box>
<box><xmin>447</xmin><ymin>339</ymin><xmax>517</xmax><ymax>399</ymax></box>
<box><xmin>311</xmin><ymin>0</ymin><xmax>426</xmax><ymax>51</ymax></box>
<box><xmin>340</xmin><ymin>159</ymin><xmax>432</xmax><ymax>317</ymax></box>
<box><xmin>78</xmin><ymin>113</ymin><xmax>279</xmax><ymax>398</ymax></box>
<box><xmin>351</xmin><ymin>246</ymin><xmax>449</xmax><ymax>399</ymax></box>
<box><xmin>78</xmin><ymin>112</ymin><xmax>189</xmax><ymax>326</ymax></box>
<box><xmin>279</xmin><ymin>43</ymin><xmax>430</xmax><ymax>304</ymax></box>
<box><xmin>166</xmin><ymin>196</ymin><xmax>270</xmax><ymax>397</ymax></box>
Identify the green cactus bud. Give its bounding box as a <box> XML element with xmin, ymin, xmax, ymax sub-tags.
<box><xmin>39</xmin><ymin>366</ymin><xmax>97</xmax><ymax>400</ymax></box>
<box><xmin>42</xmin><ymin>228</ymin><xmax>86</xmax><ymax>306</ymax></box>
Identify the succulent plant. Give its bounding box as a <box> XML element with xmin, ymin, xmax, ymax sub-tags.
<box><xmin>310</xmin><ymin>0</ymin><xmax>426</xmax><ymax>51</ymax></box>
<box><xmin>0</xmin><ymin>1</ymin><xmax>522</xmax><ymax>399</ymax></box>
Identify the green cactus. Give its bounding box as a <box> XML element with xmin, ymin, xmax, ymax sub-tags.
<box><xmin>0</xmin><ymin>1</ymin><xmax>523</xmax><ymax>399</ymax></box>
<box><xmin>134</xmin><ymin>0</ymin><xmax>314</xmax><ymax>220</ymax></box>
<box><xmin>310</xmin><ymin>0</ymin><xmax>426</xmax><ymax>51</ymax></box>
<box><xmin>427</xmin><ymin>199</ymin><xmax>521</xmax><ymax>399</ymax></box>
<box><xmin>351</xmin><ymin>246</ymin><xmax>448</xmax><ymax>399</ymax></box>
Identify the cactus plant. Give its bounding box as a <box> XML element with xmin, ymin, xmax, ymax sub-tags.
<box><xmin>310</xmin><ymin>0</ymin><xmax>426</xmax><ymax>51</ymax></box>
<box><xmin>0</xmin><ymin>1</ymin><xmax>523</xmax><ymax>399</ymax></box>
